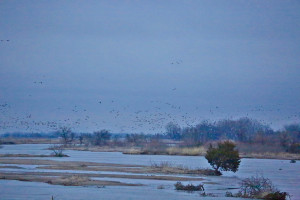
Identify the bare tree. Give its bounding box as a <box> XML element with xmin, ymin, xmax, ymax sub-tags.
<box><xmin>58</xmin><ymin>127</ymin><xmax>74</xmax><ymax>146</ymax></box>
<box><xmin>165</xmin><ymin>122</ymin><xmax>181</xmax><ymax>140</ymax></box>
<box><xmin>93</xmin><ymin>130</ymin><xmax>111</xmax><ymax>146</ymax></box>
<box><xmin>49</xmin><ymin>144</ymin><xmax>66</xmax><ymax>157</ymax></box>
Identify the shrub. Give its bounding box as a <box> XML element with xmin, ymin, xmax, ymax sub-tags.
<box><xmin>239</xmin><ymin>175</ymin><xmax>276</xmax><ymax>198</ymax></box>
<box><xmin>174</xmin><ymin>182</ymin><xmax>204</xmax><ymax>191</ymax></box>
<box><xmin>49</xmin><ymin>144</ymin><xmax>67</xmax><ymax>157</ymax></box>
<box><xmin>205</xmin><ymin>141</ymin><xmax>241</xmax><ymax>174</ymax></box>
<box><xmin>227</xmin><ymin>175</ymin><xmax>290</xmax><ymax>200</ymax></box>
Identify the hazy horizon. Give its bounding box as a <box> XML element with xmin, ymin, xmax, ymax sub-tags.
<box><xmin>1</xmin><ymin>0</ymin><xmax>300</xmax><ymax>134</ymax></box>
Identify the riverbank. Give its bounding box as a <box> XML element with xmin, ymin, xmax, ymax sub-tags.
<box><xmin>63</xmin><ymin>146</ymin><xmax>300</xmax><ymax>160</ymax></box>
<box><xmin>2</xmin><ymin>138</ymin><xmax>299</xmax><ymax>160</ymax></box>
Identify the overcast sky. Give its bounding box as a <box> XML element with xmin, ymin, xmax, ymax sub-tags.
<box><xmin>1</xmin><ymin>0</ymin><xmax>300</xmax><ymax>133</ymax></box>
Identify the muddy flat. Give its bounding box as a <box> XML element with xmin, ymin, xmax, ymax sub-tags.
<box><xmin>0</xmin><ymin>172</ymin><xmax>141</xmax><ymax>186</ymax></box>
<box><xmin>0</xmin><ymin>157</ymin><xmax>205</xmax><ymax>187</ymax></box>
<box><xmin>0</xmin><ymin>158</ymin><xmax>143</xmax><ymax>167</ymax></box>
<box><xmin>0</xmin><ymin>171</ymin><xmax>203</xmax><ymax>181</ymax></box>
<box><xmin>0</xmin><ymin>158</ymin><xmax>215</xmax><ymax>175</ymax></box>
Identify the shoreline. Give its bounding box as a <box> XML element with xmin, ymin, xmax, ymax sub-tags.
<box><xmin>62</xmin><ymin>146</ymin><xmax>300</xmax><ymax>160</ymax></box>
<box><xmin>2</xmin><ymin>140</ymin><xmax>300</xmax><ymax>160</ymax></box>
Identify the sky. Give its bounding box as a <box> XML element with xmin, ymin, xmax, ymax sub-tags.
<box><xmin>0</xmin><ymin>0</ymin><xmax>300</xmax><ymax>134</ymax></box>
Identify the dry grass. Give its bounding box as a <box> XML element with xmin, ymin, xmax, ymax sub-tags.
<box><xmin>56</xmin><ymin>175</ymin><xmax>91</xmax><ymax>186</ymax></box>
<box><xmin>123</xmin><ymin>146</ymin><xmax>207</xmax><ymax>156</ymax></box>
<box><xmin>237</xmin><ymin>143</ymin><xmax>285</xmax><ymax>154</ymax></box>
<box><xmin>67</xmin><ymin>145</ymin><xmax>207</xmax><ymax>156</ymax></box>
<box><xmin>236</xmin><ymin>143</ymin><xmax>300</xmax><ymax>159</ymax></box>
<box><xmin>37</xmin><ymin>164</ymin><xmax>213</xmax><ymax>177</ymax></box>
<box><xmin>64</xmin><ymin>143</ymin><xmax>300</xmax><ymax>160</ymax></box>
<box><xmin>122</xmin><ymin>148</ymin><xmax>143</xmax><ymax>154</ymax></box>
<box><xmin>63</xmin><ymin>146</ymin><xmax>129</xmax><ymax>152</ymax></box>
<box><xmin>166</xmin><ymin>147</ymin><xmax>206</xmax><ymax>156</ymax></box>
<box><xmin>240</xmin><ymin>152</ymin><xmax>300</xmax><ymax>160</ymax></box>
<box><xmin>149</xmin><ymin>161</ymin><xmax>218</xmax><ymax>176</ymax></box>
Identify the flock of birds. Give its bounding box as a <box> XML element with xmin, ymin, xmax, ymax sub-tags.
<box><xmin>0</xmin><ymin>55</ymin><xmax>299</xmax><ymax>134</ymax></box>
<box><xmin>1</xmin><ymin>84</ymin><xmax>299</xmax><ymax>134</ymax></box>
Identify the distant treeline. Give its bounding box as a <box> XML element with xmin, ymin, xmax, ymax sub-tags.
<box><xmin>166</xmin><ymin>118</ymin><xmax>275</xmax><ymax>143</ymax></box>
<box><xmin>1</xmin><ymin>117</ymin><xmax>300</xmax><ymax>153</ymax></box>
<box><xmin>0</xmin><ymin>132</ymin><xmax>56</xmax><ymax>138</ymax></box>
<box><xmin>75</xmin><ymin>118</ymin><xmax>300</xmax><ymax>154</ymax></box>
<box><xmin>164</xmin><ymin>118</ymin><xmax>300</xmax><ymax>153</ymax></box>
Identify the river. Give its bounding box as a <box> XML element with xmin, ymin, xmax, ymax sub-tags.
<box><xmin>0</xmin><ymin>144</ymin><xmax>299</xmax><ymax>200</ymax></box>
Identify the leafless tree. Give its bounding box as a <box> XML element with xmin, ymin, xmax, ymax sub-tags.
<box><xmin>93</xmin><ymin>130</ymin><xmax>111</xmax><ymax>146</ymax></box>
<box><xmin>49</xmin><ymin>144</ymin><xmax>65</xmax><ymax>157</ymax></box>
<box><xmin>58</xmin><ymin>127</ymin><xmax>74</xmax><ymax>146</ymax></box>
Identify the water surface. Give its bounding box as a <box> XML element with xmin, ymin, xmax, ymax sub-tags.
<box><xmin>1</xmin><ymin>144</ymin><xmax>299</xmax><ymax>200</ymax></box>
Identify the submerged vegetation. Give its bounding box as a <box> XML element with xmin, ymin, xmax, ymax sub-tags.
<box><xmin>174</xmin><ymin>182</ymin><xmax>204</xmax><ymax>191</ymax></box>
<box><xmin>49</xmin><ymin>144</ymin><xmax>68</xmax><ymax>157</ymax></box>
